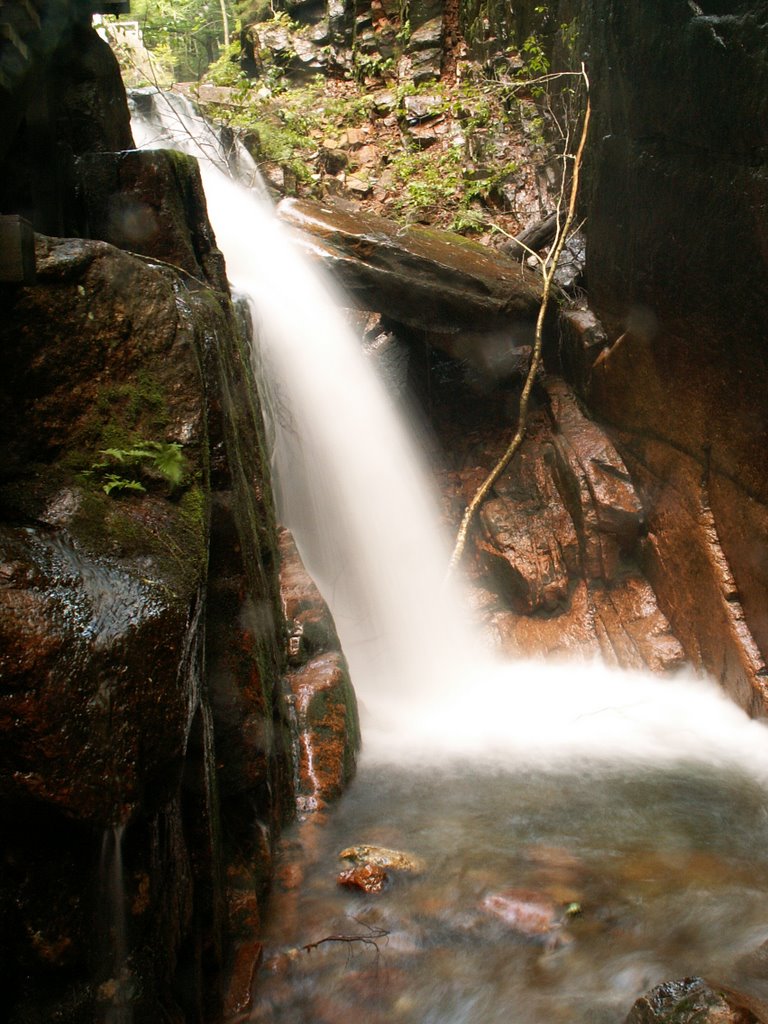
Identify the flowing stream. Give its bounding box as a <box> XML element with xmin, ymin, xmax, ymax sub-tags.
<box><xmin>132</xmin><ymin>92</ymin><xmax>768</xmax><ymax>1021</ymax></box>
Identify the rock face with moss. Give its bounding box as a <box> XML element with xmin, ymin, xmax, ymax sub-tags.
<box><xmin>278</xmin><ymin>195</ymin><xmax>543</xmax><ymax>332</ymax></box>
<box><xmin>0</xmin><ymin>222</ymin><xmax>293</xmax><ymax>1022</ymax></box>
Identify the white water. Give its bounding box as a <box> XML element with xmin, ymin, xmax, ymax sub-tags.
<box><xmin>131</xmin><ymin>92</ymin><xmax>768</xmax><ymax>778</ymax></box>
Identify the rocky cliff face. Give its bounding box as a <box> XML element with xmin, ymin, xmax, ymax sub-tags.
<box><xmin>571</xmin><ymin>0</ymin><xmax>768</xmax><ymax>713</ymax></box>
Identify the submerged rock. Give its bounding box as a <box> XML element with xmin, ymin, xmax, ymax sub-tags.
<box><xmin>480</xmin><ymin>889</ymin><xmax>562</xmax><ymax>938</ymax></box>
<box><xmin>339</xmin><ymin>844</ymin><xmax>426</xmax><ymax>873</ymax></box>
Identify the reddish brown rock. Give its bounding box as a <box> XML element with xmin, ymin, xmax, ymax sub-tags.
<box><xmin>484</xmin><ymin>580</ymin><xmax>602</xmax><ymax>661</ymax></box>
<box><xmin>619</xmin><ymin>437</ymin><xmax>768</xmax><ymax>716</ymax></box>
<box><xmin>591</xmin><ymin>577</ymin><xmax>686</xmax><ymax>675</ymax></box>
<box><xmin>279</xmin><ymin>527</ymin><xmax>341</xmax><ymax>665</ymax></box>
<box><xmin>454</xmin><ymin>381</ymin><xmax>682</xmax><ymax>673</ymax></box>
<box><xmin>625</xmin><ymin>977</ymin><xmax>756</xmax><ymax>1024</ymax></box>
<box><xmin>478</xmin><ymin>443</ymin><xmax>579</xmax><ymax>615</ymax></box>
<box><xmin>337</xmin><ymin>863</ymin><xmax>389</xmax><ymax>893</ymax></box>
<box><xmin>285</xmin><ymin>652</ymin><xmax>360</xmax><ymax>811</ymax></box>
<box><xmin>546</xmin><ymin>379</ymin><xmax>644</xmax><ymax>583</ymax></box>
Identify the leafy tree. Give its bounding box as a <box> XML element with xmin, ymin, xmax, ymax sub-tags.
<box><xmin>130</xmin><ymin>0</ymin><xmax>236</xmax><ymax>81</ymax></box>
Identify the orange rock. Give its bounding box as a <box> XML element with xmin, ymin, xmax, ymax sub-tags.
<box><xmin>337</xmin><ymin>863</ymin><xmax>389</xmax><ymax>894</ymax></box>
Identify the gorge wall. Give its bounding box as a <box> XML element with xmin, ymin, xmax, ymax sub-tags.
<box><xmin>575</xmin><ymin>0</ymin><xmax>768</xmax><ymax>712</ymax></box>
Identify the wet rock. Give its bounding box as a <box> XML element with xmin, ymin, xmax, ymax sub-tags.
<box><xmin>621</xmin><ymin>437</ymin><xmax>768</xmax><ymax>716</ymax></box>
<box><xmin>279</xmin><ymin>527</ymin><xmax>341</xmax><ymax>664</ymax></box>
<box><xmin>339</xmin><ymin>844</ymin><xmax>426</xmax><ymax>873</ymax></box>
<box><xmin>76</xmin><ymin>148</ymin><xmax>228</xmax><ymax>292</ymax></box>
<box><xmin>286</xmin><ymin>652</ymin><xmax>360</xmax><ymax>811</ymax></box>
<box><xmin>337</xmin><ymin>863</ymin><xmax>389</xmax><ymax>893</ymax></box>
<box><xmin>591</xmin><ymin>577</ymin><xmax>686</xmax><ymax>674</ymax></box>
<box><xmin>0</xmin><ymin>227</ymin><xmax>290</xmax><ymax>1022</ymax></box>
<box><xmin>432</xmin><ymin>370</ymin><xmax>681</xmax><ymax>669</ymax></box>
<box><xmin>558</xmin><ymin>306</ymin><xmax>609</xmax><ymax>395</ymax></box>
<box><xmin>582</xmin><ymin>3</ymin><xmax>768</xmax><ymax>703</ymax></box>
<box><xmin>478</xmin><ymin>475</ymin><xmax>578</xmax><ymax>615</ymax></box>
<box><xmin>708</xmin><ymin>938</ymin><xmax>768</xmax><ymax>1022</ymax></box>
<box><xmin>277</xmin><ymin>196</ymin><xmax>543</xmax><ymax>334</ymax></box>
<box><xmin>0</xmin><ymin>20</ymin><xmax>133</xmax><ymax>238</ymax></box>
<box><xmin>625</xmin><ymin>977</ymin><xmax>755</xmax><ymax>1024</ymax></box>
<box><xmin>546</xmin><ymin>378</ymin><xmax>644</xmax><ymax>583</ymax></box>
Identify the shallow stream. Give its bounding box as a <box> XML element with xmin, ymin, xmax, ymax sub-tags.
<box><xmin>252</xmin><ymin>760</ymin><xmax>768</xmax><ymax>1023</ymax></box>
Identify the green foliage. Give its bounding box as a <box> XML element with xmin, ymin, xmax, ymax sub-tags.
<box><xmin>102</xmin><ymin>474</ymin><xmax>147</xmax><ymax>496</ymax></box>
<box><xmin>353</xmin><ymin>51</ymin><xmax>395</xmax><ymax>83</ymax></box>
<box><xmin>450</xmin><ymin>207</ymin><xmax>488</xmax><ymax>234</ymax></box>
<box><xmin>390</xmin><ymin>146</ymin><xmax>464</xmax><ymax>218</ymax></box>
<box><xmin>206</xmin><ymin>41</ymin><xmax>248</xmax><ymax>86</ymax></box>
<box><xmin>215</xmin><ymin>78</ymin><xmax>371</xmax><ymax>186</ymax></box>
<box><xmin>520</xmin><ymin>32</ymin><xmax>550</xmax><ymax>80</ymax></box>
<box><xmin>559</xmin><ymin>19</ymin><xmax>578</xmax><ymax>56</ymax></box>
<box><xmin>92</xmin><ymin>441</ymin><xmax>187</xmax><ymax>497</ymax></box>
<box><xmin>128</xmin><ymin>0</ymin><xmax>236</xmax><ymax>80</ymax></box>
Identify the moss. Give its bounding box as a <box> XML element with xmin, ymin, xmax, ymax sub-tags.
<box><xmin>96</xmin><ymin>371</ymin><xmax>169</xmax><ymax>430</ymax></box>
<box><xmin>178</xmin><ymin>483</ymin><xmax>210</xmax><ymax>575</ymax></box>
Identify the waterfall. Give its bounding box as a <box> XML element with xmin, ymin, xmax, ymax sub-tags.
<box><xmin>99</xmin><ymin>824</ymin><xmax>132</xmax><ymax>1024</ymax></box>
<box><xmin>131</xmin><ymin>91</ymin><xmax>768</xmax><ymax>777</ymax></box>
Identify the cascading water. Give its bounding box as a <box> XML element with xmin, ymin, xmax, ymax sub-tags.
<box><xmin>130</xmin><ymin>90</ymin><xmax>768</xmax><ymax>774</ymax></box>
<box><xmin>131</xmin><ymin>91</ymin><xmax>768</xmax><ymax>1022</ymax></box>
<box><xmin>99</xmin><ymin>824</ymin><xmax>132</xmax><ymax>1024</ymax></box>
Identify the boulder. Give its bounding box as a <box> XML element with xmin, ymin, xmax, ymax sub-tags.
<box><xmin>77</xmin><ymin>148</ymin><xmax>228</xmax><ymax>292</ymax></box>
<box><xmin>277</xmin><ymin>196</ymin><xmax>543</xmax><ymax>333</ymax></box>
<box><xmin>625</xmin><ymin>977</ymin><xmax>755</xmax><ymax>1024</ymax></box>
<box><xmin>285</xmin><ymin>652</ymin><xmax>360</xmax><ymax>812</ymax></box>
<box><xmin>0</xmin><ymin>231</ymin><xmax>291</xmax><ymax>1022</ymax></box>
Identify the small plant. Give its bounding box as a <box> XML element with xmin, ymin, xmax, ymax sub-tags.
<box><xmin>520</xmin><ymin>32</ymin><xmax>550</xmax><ymax>82</ymax></box>
<box><xmin>92</xmin><ymin>441</ymin><xmax>187</xmax><ymax>497</ymax></box>
<box><xmin>353</xmin><ymin>52</ymin><xmax>395</xmax><ymax>83</ymax></box>
<box><xmin>206</xmin><ymin>43</ymin><xmax>248</xmax><ymax>87</ymax></box>
<box><xmin>390</xmin><ymin>146</ymin><xmax>464</xmax><ymax>219</ymax></box>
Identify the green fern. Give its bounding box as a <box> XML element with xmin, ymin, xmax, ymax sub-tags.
<box><xmin>93</xmin><ymin>441</ymin><xmax>187</xmax><ymax>497</ymax></box>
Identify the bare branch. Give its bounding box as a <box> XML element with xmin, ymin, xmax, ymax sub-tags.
<box><xmin>447</xmin><ymin>66</ymin><xmax>591</xmax><ymax>574</ymax></box>
<box><xmin>299</xmin><ymin>925</ymin><xmax>389</xmax><ymax>955</ymax></box>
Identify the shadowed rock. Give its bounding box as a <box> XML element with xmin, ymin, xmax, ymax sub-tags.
<box><xmin>277</xmin><ymin>196</ymin><xmax>543</xmax><ymax>333</ymax></box>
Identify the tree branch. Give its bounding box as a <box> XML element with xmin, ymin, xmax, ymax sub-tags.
<box><xmin>447</xmin><ymin>66</ymin><xmax>591</xmax><ymax>574</ymax></box>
